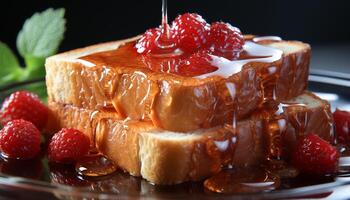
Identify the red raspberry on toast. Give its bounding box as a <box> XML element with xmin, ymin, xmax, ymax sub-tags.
<box><xmin>172</xmin><ymin>13</ymin><xmax>210</xmax><ymax>53</ymax></box>
<box><xmin>209</xmin><ymin>22</ymin><xmax>244</xmax><ymax>59</ymax></box>
<box><xmin>135</xmin><ymin>28</ymin><xmax>162</xmax><ymax>54</ymax></box>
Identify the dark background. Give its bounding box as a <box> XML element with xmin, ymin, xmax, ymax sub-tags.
<box><xmin>1</xmin><ymin>0</ymin><xmax>350</xmax><ymax>73</ymax></box>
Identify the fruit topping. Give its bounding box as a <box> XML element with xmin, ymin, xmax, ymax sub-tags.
<box><xmin>178</xmin><ymin>50</ymin><xmax>218</xmax><ymax>76</ymax></box>
<box><xmin>135</xmin><ymin>28</ymin><xmax>162</xmax><ymax>54</ymax></box>
<box><xmin>209</xmin><ymin>22</ymin><xmax>244</xmax><ymax>59</ymax></box>
<box><xmin>134</xmin><ymin>13</ymin><xmax>247</xmax><ymax>76</ymax></box>
<box><xmin>333</xmin><ymin>109</ymin><xmax>350</xmax><ymax>144</ymax></box>
<box><xmin>172</xmin><ymin>13</ymin><xmax>210</xmax><ymax>53</ymax></box>
<box><xmin>0</xmin><ymin>119</ymin><xmax>41</xmax><ymax>159</ymax></box>
<box><xmin>48</xmin><ymin>128</ymin><xmax>90</xmax><ymax>164</ymax></box>
<box><xmin>292</xmin><ymin>133</ymin><xmax>339</xmax><ymax>175</ymax></box>
<box><xmin>0</xmin><ymin>91</ymin><xmax>48</xmax><ymax>130</ymax></box>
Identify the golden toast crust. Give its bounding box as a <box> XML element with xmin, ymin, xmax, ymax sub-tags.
<box><xmin>48</xmin><ymin>92</ymin><xmax>332</xmax><ymax>185</ymax></box>
<box><xmin>45</xmin><ymin>36</ymin><xmax>310</xmax><ymax>132</ymax></box>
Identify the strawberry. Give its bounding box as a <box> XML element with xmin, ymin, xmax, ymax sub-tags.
<box><xmin>209</xmin><ymin>22</ymin><xmax>244</xmax><ymax>59</ymax></box>
<box><xmin>333</xmin><ymin>109</ymin><xmax>350</xmax><ymax>144</ymax></box>
<box><xmin>292</xmin><ymin>133</ymin><xmax>339</xmax><ymax>175</ymax></box>
<box><xmin>172</xmin><ymin>13</ymin><xmax>210</xmax><ymax>53</ymax></box>
<box><xmin>0</xmin><ymin>119</ymin><xmax>41</xmax><ymax>159</ymax></box>
<box><xmin>178</xmin><ymin>50</ymin><xmax>218</xmax><ymax>77</ymax></box>
<box><xmin>48</xmin><ymin>128</ymin><xmax>90</xmax><ymax>164</ymax></box>
<box><xmin>0</xmin><ymin>91</ymin><xmax>48</xmax><ymax>130</ymax></box>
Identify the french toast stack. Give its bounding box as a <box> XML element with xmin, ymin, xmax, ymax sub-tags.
<box><xmin>45</xmin><ymin>35</ymin><xmax>333</xmax><ymax>184</ymax></box>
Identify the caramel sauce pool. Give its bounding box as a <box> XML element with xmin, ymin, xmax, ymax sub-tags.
<box><xmin>79</xmin><ymin>41</ymin><xmax>281</xmax><ymax>78</ymax></box>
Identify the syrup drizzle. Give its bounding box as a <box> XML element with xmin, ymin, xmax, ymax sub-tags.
<box><xmin>79</xmin><ymin>39</ymin><xmax>283</xmax><ymax>79</ymax></box>
<box><xmin>75</xmin><ymin>152</ymin><xmax>117</xmax><ymax>177</ymax></box>
<box><xmin>196</xmin><ymin>41</ymin><xmax>283</xmax><ymax>79</ymax></box>
<box><xmin>204</xmin><ymin>167</ymin><xmax>280</xmax><ymax>194</ymax></box>
<box><xmin>253</xmin><ymin>36</ymin><xmax>282</xmax><ymax>43</ymax></box>
<box><xmin>203</xmin><ymin>90</ymin><xmax>314</xmax><ymax>192</ymax></box>
<box><xmin>158</xmin><ymin>0</ymin><xmax>172</xmax><ymax>48</ymax></box>
<box><xmin>72</xmin><ymin>8</ymin><xmax>318</xmax><ymax>189</ymax></box>
<box><xmin>75</xmin><ymin>111</ymin><xmax>118</xmax><ymax>177</ymax></box>
<box><xmin>152</xmin><ymin>0</ymin><xmax>182</xmax><ymax>57</ymax></box>
<box><xmin>190</xmin><ymin>82</ymin><xmax>238</xmax><ymax>179</ymax></box>
<box><xmin>266</xmin><ymin>100</ymin><xmax>308</xmax><ymax>160</ymax></box>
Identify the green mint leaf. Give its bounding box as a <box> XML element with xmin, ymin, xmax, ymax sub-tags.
<box><xmin>0</xmin><ymin>68</ymin><xmax>23</xmax><ymax>85</ymax></box>
<box><xmin>0</xmin><ymin>41</ymin><xmax>21</xmax><ymax>76</ymax></box>
<box><xmin>0</xmin><ymin>41</ymin><xmax>23</xmax><ymax>85</ymax></box>
<box><xmin>16</xmin><ymin>8</ymin><xmax>66</xmax><ymax>59</ymax></box>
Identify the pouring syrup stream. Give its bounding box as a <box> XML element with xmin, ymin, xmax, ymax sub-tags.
<box><xmin>153</xmin><ymin>0</ymin><xmax>182</xmax><ymax>56</ymax></box>
<box><xmin>158</xmin><ymin>0</ymin><xmax>171</xmax><ymax>46</ymax></box>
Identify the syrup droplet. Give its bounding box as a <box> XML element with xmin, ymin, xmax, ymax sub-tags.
<box><xmin>75</xmin><ymin>152</ymin><xmax>117</xmax><ymax>177</ymax></box>
<box><xmin>204</xmin><ymin>167</ymin><xmax>280</xmax><ymax>194</ymax></box>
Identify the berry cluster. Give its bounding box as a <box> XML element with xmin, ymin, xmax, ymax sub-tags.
<box><xmin>0</xmin><ymin>91</ymin><xmax>90</xmax><ymax>164</ymax></box>
<box><xmin>135</xmin><ymin>13</ymin><xmax>244</xmax><ymax>76</ymax></box>
<box><xmin>0</xmin><ymin>91</ymin><xmax>47</xmax><ymax>159</ymax></box>
<box><xmin>136</xmin><ymin>13</ymin><xmax>244</xmax><ymax>56</ymax></box>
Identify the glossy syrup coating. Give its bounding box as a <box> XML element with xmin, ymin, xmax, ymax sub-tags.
<box><xmin>77</xmin><ymin>37</ymin><xmax>290</xmax><ymax>132</ymax></box>
<box><xmin>47</xmin><ymin>91</ymin><xmax>334</xmax><ymax>185</ymax></box>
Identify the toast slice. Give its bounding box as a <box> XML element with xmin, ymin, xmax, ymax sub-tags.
<box><xmin>45</xmin><ymin>36</ymin><xmax>310</xmax><ymax>132</ymax></box>
<box><xmin>48</xmin><ymin>92</ymin><xmax>333</xmax><ymax>185</ymax></box>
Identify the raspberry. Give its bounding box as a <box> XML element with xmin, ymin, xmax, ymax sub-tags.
<box><xmin>209</xmin><ymin>22</ymin><xmax>244</xmax><ymax>59</ymax></box>
<box><xmin>0</xmin><ymin>91</ymin><xmax>48</xmax><ymax>130</ymax></box>
<box><xmin>178</xmin><ymin>50</ymin><xmax>218</xmax><ymax>77</ymax></box>
<box><xmin>135</xmin><ymin>28</ymin><xmax>162</xmax><ymax>54</ymax></box>
<box><xmin>0</xmin><ymin>119</ymin><xmax>41</xmax><ymax>159</ymax></box>
<box><xmin>48</xmin><ymin>128</ymin><xmax>90</xmax><ymax>164</ymax></box>
<box><xmin>333</xmin><ymin>109</ymin><xmax>350</xmax><ymax>144</ymax></box>
<box><xmin>172</xmin><ymin>13</ymin><xmax>210</xmax><ymax>53</ymax></box>
<box><xmin>292</xmin><ymin>133</ymin><xmax>339</xmax><ymax>175</ymax></box>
